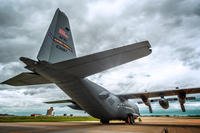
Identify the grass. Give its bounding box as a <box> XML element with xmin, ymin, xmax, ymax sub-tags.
<box><xmin>1</xmin><ymin>115</ymin><xmax>199</xmax><ymax>122</ymax></box>
<box><xmin>0</xmin><ymin>116</ymin><xmax>98</xmax><ymax>122</ymax></box>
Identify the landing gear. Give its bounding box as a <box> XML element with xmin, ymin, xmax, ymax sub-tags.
<box><xmin>125</xmin><ymin>115</ymin><xmax>135</xmax><ymax>125</ymax></box>
<box><xmin>100</xmin><ymin>119</ymin><xmax>109</xmax><ymax>124</ymax></box>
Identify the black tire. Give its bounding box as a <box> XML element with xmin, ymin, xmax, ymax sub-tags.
<box><xmin>126</xmin><ymin>115</ymin><xmax>135</xmax><ymax>125</ymax></box>
<box><xmin>100</xmin><ymin>119</ymin><xmax>109</xmax><ymax>124</ymax></box>
<box><xmin>130</xmin><ymin>116</ymin><xmax>135</xmax><ymax>125</ymax></box>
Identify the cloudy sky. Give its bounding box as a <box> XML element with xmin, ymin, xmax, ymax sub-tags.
<box><xmin>0</xmin><ymin>0</ymin><xmax>200</xmax><ymax>116</ymax></box>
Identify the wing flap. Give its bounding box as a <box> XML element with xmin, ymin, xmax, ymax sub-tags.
<box><xmin>1</xmin><ymin>72</ymin><xmax>52</xmax><ymax>86</ymax></box>
<box><xmin>52</xmin><ymin>41</ymin><xmax>151</xmax><ymax>77</ymax></box>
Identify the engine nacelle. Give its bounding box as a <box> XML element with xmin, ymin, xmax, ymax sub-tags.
<box><xmin>159</xmin><ymin>98</ymin><xmax>169</xmax><ymax>109</ymax></box>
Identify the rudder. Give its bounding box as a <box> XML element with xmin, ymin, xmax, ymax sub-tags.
<box><xmin>37</xmin><ymin>8</ymin><xmax>76</xmax><ymax>63</ymax></box>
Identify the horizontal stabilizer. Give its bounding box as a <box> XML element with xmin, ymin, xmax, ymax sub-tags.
<box><xmin>52</xmin><ymin>41</ymin><xmax>151</xmax><ymax>77</ymax></box>
<box><xmin>1</xmin><ymin>72</ymin><xmax>52</xmax><ymax>86</ymax></box>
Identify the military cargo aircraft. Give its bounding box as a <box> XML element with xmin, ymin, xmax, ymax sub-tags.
<box><xmin>2</xmin><ymin>9</ymin><xmax>200</xmax><ymax>124</ymax></box>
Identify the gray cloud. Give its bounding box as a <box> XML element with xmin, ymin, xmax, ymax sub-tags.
<box><xmin>0</xmin><ymin>2</ymin><xmax>24</xmax><ymax>27</ymax></box>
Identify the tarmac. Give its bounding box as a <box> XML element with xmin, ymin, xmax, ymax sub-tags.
<box><xmin>0</xmin><ymin>117</ymin><xmax>200</xmax><ymax>133</ymax></box>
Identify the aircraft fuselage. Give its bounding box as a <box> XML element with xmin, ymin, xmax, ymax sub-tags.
<box><xmin>29</xmin><ymin>60</ymin><xmax>139</xmax><ymax>120</ymax></box>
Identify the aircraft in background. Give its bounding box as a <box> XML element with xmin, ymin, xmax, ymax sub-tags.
<box><xmin>2</xmin><ymin>9</ymin><xmax>200</xmax><ymax>125</ymax></box>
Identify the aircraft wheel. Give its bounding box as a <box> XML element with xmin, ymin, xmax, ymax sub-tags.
<box><xmin>100</xmin><ymin>119</ymin><xmax>109</xmax><ymax>124</ymax></box>
<box><xmin>126</xmin><ymin>115</ymin><xmax>135</xmax><ymax>125</ymax></box>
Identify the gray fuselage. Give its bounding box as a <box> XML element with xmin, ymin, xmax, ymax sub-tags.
<box><xmin>33</xmin><ymin>61</ymin><xmax>139</xmax><ymax>120</ymax></box>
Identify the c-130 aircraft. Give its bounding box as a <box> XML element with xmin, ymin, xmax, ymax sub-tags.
<box><xmin>2</xmin><ymin>9</ymin><xmax>200</xmax><ymax>124</ymax></box>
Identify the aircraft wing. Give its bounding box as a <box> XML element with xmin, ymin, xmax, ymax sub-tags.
<box><xmin>117</xmin><ymin>87</ymin><xmax>200</xmax><ymax>113</ymax></box>
<box><xmin>137</xmin><ymin>96</ymin><xmax>196</xmax><ymax>104</ymax></box>
<box><xmin>44</xmin><ymin>99</ymin><xmax>83</xmax><ymax>110</ymax></box>
<box><xmin>52</xmin><ymin>41</ymin><xmax>151</xmax><ymax>77</ymax></box>
<box><xmin>1</xmin><ymin>72</ymin><xmax>52</xmax><ymax>86</ymax></box>
<box><xmin>44</xmin><ymin>99</ymin><xmax>76</xmax><ymax>104</ymax></box>
<box><xmin>117</xmin><ymin>87</ymin><xmax>200</xmax><ymax>99</ymax></box>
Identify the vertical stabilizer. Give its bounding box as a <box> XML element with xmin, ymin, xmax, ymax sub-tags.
<box><xmin>37</xmin><ymin>8</ymin><xmax>76</xmax><ymax>63</ymax></box>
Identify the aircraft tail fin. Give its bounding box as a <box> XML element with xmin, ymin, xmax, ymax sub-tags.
<box><xmin>37</xmin><ymin>8</ymin><xmax>76</xmax><ymax>63</ymax></box>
